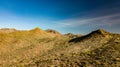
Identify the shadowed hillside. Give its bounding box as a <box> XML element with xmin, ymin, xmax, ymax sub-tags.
<box><xmin>69</xmin><ymin>29</ymin><xmax>111</xmax><ymax>43</ymax></box>
<box><xmin>0</xmin><ymin>28</ymin><xmax>119</xmax><ymax>67</ymax></box>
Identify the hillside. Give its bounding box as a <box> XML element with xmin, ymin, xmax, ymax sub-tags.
<box><xmin>64</xmin><ymin>33</ymin><xmax>81</xmax><ymax>39</ymax></box>
<box><xmin>45</xmin><ymin>29</ymin><xmax>62</xmax><ymax>37</ymax></box>
<box><xmin>0</xmin><ymin>28</ymin><xmax>119</xmax><ymax>67</ymax></box>
<box><xmin>0</xmin><ymin>28</ymin><xmax>17</xmax><ymax>33</ymax></box>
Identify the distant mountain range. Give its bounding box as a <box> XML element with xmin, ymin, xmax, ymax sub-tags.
<box><xmin>0</xmin><ymin>28</ymin><xmax>119</xmax><ymax>67</ymax></box>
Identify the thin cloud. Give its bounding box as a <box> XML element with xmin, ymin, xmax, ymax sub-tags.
<box><xmin>55</xmin><ymin>13</ymin><xmax>120</xmax><ymax>28</ymax></box>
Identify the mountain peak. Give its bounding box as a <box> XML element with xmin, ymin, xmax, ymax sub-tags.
<box><xmin>31</xmin><ymin>27</ymin><xmax>42</xmax><ymax>31</ymax></box>
<box><xmin>64</xmin><ymin>33</ymin><xmax>81</xmax><ymax>38</ymax></box>
<box><xmin>29</xmin><ymin>27</ymin><xmax>43</xmax><ymax>32</ymax></box>
<box><xmin>45</xmin><ymin>29</ymin><xmax>62</xmax><ymax>37</ymax></box>
<box><xmin>29</xmin><ymin>27</ymin><xmax>48</xmax><ymax>35</ymax></box>
<box><xmin>45</xmin><ymin>29</ymin><xmax>61</xmax><ymax>34</ymax></box>
<box><xmin>91</xmin><ymin>29</ymin><xmax>110</xmax><ymax>36</ymax></box>
<box><xmin>69</xmin><ymin>29</ymin><xmax>111</xmax><ymax>43</ymax></box>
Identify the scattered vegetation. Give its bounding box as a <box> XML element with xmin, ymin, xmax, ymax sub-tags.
<box><xmin>0</xmin><ymin>28</ymin><xmax>119</xmax><ymax>67</ymax></box>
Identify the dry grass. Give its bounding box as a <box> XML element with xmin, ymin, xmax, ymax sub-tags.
<box><xmin>0</xmin><ymin>28</ymin><xmax>119</xmax><ymax>67</ymax></box>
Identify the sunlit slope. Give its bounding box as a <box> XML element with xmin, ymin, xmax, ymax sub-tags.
<box><xmin>0</xmin><ymin>28</ymin><xmax>119</xmax><ymax>67</ymax></box>
<box><xmin>27</xmin><ymin>29</ymin><xmax>120</xmax><ymax>67</ymax></box>
<box><xmin>0</xmin><ymin>28</ymin><xmax>68</xmax><ymax>66</ymax></box>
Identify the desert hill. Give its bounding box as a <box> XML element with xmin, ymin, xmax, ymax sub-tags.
<box><xmin>64</xmin><ymin>33</ymin><xmax>81</xmax><ymax>39</ymax></box>
<box><xmin>69</xmin><ymin>29</ymin><xmax>111</xmax><ymax>43</ymax></box>
<box><xmin>0</xmin><ymin>28</ymin><xmax>119</xmax><ymax>67</ymax></box>
<box><xmin>0</xmin><ymin>28</ymin><xmax>17</xmax><ymax>33</ymax></box>
<box><xmin>45</xmin><ymin>29</ymin><xmax>62</xmax><ymax>37</ymax></box>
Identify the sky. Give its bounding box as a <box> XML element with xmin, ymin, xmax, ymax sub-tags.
<box><xmin>0</xmin><ymin>0</ymin><xmax>120</xmax><ymax>34</ymax></box>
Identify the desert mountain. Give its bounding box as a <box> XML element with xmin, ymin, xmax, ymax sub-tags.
<box><xmin>0</xmin><ymin>28</ymin><xmax>119</xmax><ymax>67</ymax></box>
<box><xmin>64</xmin><ymin>33</ymin><xmax>81</xmax><ymax>39</ymax></box>
<box><xmin>69</xmin><ymin>29</ymin><xmax>111</xmax><ymax>43</ymax></box>
<box><xmin>0</xmin><ymin>28</ymin><xmax>17</xmax><ymax>33</ymax></box>
<box><xmin>65</xmin><ymin>29</ymin><xmax>112</xmax><ymax>53</ymax></box>
<box><xmin>45</xmin><ymin>29</ymin><xmax>62</xmax><ymax>37</ymax></box>
<box><xmin>45</xmin><ymin>29</ymin><xmax>61</xmax><ymax>34</ymax></box>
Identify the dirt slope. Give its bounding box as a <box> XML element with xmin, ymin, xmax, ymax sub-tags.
<box><xmin>0</xmin><ymin>28</ymin><xmax>119</xmax><ymax>67</ymax></box>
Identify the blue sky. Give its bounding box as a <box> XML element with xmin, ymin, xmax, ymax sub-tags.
<box><xmin>0</xmin><ymin>0</ymin><xmax>120</xmax><ymax>34</ymax></box>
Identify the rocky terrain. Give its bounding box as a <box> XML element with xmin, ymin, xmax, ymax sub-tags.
<box><xmin>0</xmin><ymin>28</ymin><xmax>119</xmax><ymax>67</ymax></box>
